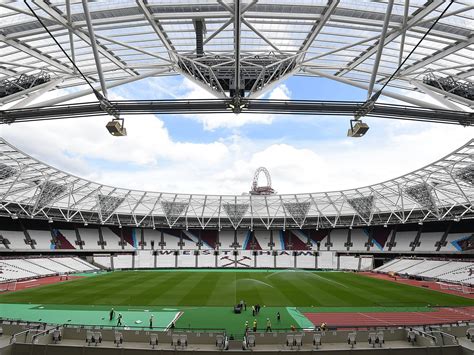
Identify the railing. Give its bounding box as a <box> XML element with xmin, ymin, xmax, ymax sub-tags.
<box><xmin>427</xmin><ymin>330</ymin><xmax>458</xmax><ymax>346</ymax></box>
<box><xmin>9</xmin><ymin>323</ymin><xmax>44</xmax><ymax>344</ymax></box>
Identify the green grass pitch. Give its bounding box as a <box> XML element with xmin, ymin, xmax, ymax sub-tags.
<box><xmin>1</xmin><ymin>270</ymin><xmax>472</xmax><ymax>308</ymax></box>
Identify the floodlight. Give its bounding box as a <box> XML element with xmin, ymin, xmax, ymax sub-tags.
<box><xmin>347</xmin><ymin>119</ymin><xmax>369</xmax><ymax>137</ymax></box>
<box><xmin>106</xmin><ymin>118</ymin><xmax>127</xmax><ymax>136</ymax></box>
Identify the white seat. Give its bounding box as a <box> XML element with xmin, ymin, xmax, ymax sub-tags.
<box><xmin>171</xmin><ymin>334</ymin><xmax>180</xmax><ymax>348</ymax></box>
<box><xmin>86</xmin><ymin>331</ymin><xmax>101</xmax><ymax>346</ymax></box>
<box><xmin>294</xmin><ymin>333</ymin><xmax>303</xmax><ymax>349</ymax></box>
<box><xmin>466</xmin><ymin>328</ymin><xmax>474</xmax><ymax>342</ymax></box>
<box><xmin>216</xmin><ymin>334</ymin><xmax>225</xmax><ymax>349</ymax></box>
<box><xmin>313</xmin><ymin>333</ymin><xmax>322</xmax><ymax>349</ymax></box>
<box><xmin>376</xmin><ymin>331</ymin><xmax>384</xmax><ymax>347</ymax></box>
<box><xmin>286</xmin><ymin>334</ymin><xmax>295</xmax><ymax>348</ymax></box>
<box><xmin>52</xmin><ymin>329</ymin><xmax>61</xmax><ymax>344</ymax></box>
<box><xmin>368</xmin><ymin>332</ymin><xmax>376</xmax><ymax>346</ymax></box>
<box><xmin>347</xmin><ymin>332</ymin><xmax>356</xmax><ymax>348</ymax></box>
<box><xmin>246</xmin><ymin>334</ymin><xmax>255</xmax><ymax>348</ymax></box>
<box><xmin>407</xmin><ymin>330</ymin><xmax>416</xmax><ymax>345</ymax></box>
<box><xmin>114</xmin><ymin>332</ymin><xmax>123</xmax><ymax>347</ymax></box>
<box><xmin>149</xmin><ymin>334</ymin><xmax>158</xmax><ymax>349</ymax></box>
<box><xmin>179</xmin><ymin>334</ymin><xmax>188</xmax><ymax>348</ymax></box>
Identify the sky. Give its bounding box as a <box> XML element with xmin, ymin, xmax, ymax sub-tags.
<box><xmin>1</xmin><ymin>74</ymin><xmax>473</xmax><ymax>195</ymax></box>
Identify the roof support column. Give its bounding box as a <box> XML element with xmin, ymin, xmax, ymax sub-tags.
<box><xmin>234</xmin><ymin>0</ymin><xmax>241</xmax><ymax>100</ymax></box>
<box><xmin>82</xmin><ymin>0</ymin><xmax>108</xmax><ymax>97</ymax></box>
<box><xmin>367</xmin><ymin>0</ymin><xmax>394</xmax><ymax>98</ymax></box>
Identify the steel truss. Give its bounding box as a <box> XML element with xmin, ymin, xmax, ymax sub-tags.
<box><xmin>0</xmin><ymin>138</ymin><xmax>472</xmax><ymax>230</ymax></box>
<box><xmin>0</xmin><ymin>1</ymin><xmax>472</xmax><ymax>111</ymax></box>
<box><xmin>1</xmin><ymin>99</ymin><xmax>472</xmax><ymax>126</ymax></box>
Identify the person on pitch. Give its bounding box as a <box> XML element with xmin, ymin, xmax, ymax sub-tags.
<box><xmin>266</xmin><ymin>318</ymin><xmax>272</xmax><ymax>332</ymax></box>
<box><xmin>109</xmin><ymin>307</ymin><xmax>115</xmax><ymax>321</ymax></box>
<box><xmin>117</xmin><ymin>313</ymin><xmax>123</xmax><ymax>326</ymax></box>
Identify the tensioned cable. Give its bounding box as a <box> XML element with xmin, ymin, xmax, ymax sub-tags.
<box><xmin>373</xmin><ymin>0</ymin><xmax>455</xmax><ymax>99</ymax></box>
<box><xmin>23</xmin><ymin>0</ymin><xmax>99</xmax><ymax>95</ymax></box>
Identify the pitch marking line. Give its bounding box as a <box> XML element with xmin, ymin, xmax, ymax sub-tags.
<box><xmin>358</xmin><ymin>312</ymin><xmax>397</xmax><ymax>326</ymax></box>
<box><xmin>312</xmin><ymin>273</ymin><xmax>349</xmax><ymax>288</ymax></box>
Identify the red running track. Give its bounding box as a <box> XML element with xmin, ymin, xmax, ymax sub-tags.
<box><xmin>360</xmin><ymin>272</ymin><xmax>474</xmax><ymax>299</ymax></box>
<box><xmin>305</xmin><ymin>307</ymin><xmax>474</xmax><ymax>328</ymax></box>
<box><xmin>11</xmin><ymin>275</ymin><xmax>83</xmax><ymax>292</ymax></box>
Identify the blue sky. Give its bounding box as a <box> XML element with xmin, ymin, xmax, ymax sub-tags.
<box><xmin>1</xmin><ymin>74</ymin><xmax>472</xmax><ymax>195</ymax></box>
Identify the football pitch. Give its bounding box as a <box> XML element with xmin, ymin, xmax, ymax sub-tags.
<box><xmin>0</xmin><ymin>270</ymin><xmax>472</xmax><ymax>336</ymax></box>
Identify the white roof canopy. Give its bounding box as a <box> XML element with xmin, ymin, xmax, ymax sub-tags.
<box><xmin>0</xmin><ymin>138</ymin><xmax>472</xmax><ymax>229</ymax></box>
<box><xmin>0</xmin><ymin>1</ymin><xmax>472</xmax><ymax>110</ymax></box>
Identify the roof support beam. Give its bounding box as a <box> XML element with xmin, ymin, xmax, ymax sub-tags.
<box><xmin>9</xmin><ymin>78</ymin><xmax>63</xmax><ymax>109</ymax></box>
<box><xmin>299</xmin><ymin>0</ymin><xmax>339</xmax><ymax>56</ymax></box>
<box><xmin>397</xmin><ymin>36</ymin><xmax>474</xmax><ymax>77</ymax></box>
<box><xmin>410</xmin><ymin>79</ymin><xmax>473</xmax><ymax>110</ymax></box>
<box><xmin>136</xmin><ymin>0</ymin><xmax>177</xmax><ymax>61</ymax></box>
<box><xmin>0</xmin><ymin>77</ymin><xmax>65</xmax><ymax>106</ymax></box>
<box><xmin>65</xmin><ymin>0</ymin><xmax>76</xmax><ymax>69</ymax></box>
<box><xmin>0</xmin><ymin>34</ymin><xmax>72</xmax><ymax>75</ymax></box>
<box><xmin>30</xmin><ymin>68</ymin><xmax>171</xmax><ymax>107</ymax></box>
<box><xmin>398</xmin><ymin>0</ymin><xmax>410</xmax><ymax>66</ymax></box>
<box><xmin>82</xmin><ymin>0</ymin><xmax>108</xmax><ymax>97</ymax></box>
<box><xmin>234</xmin><ymin>0</ymin><xmax>242</xmax><ymax>99</ymax></box>
<box><xmin>304</xmin><ymin>67</ymin><xmax>445</xmax><ymax>110</ymax></box>
<box><xmin>336</xmin><ymin>0</ymin><xmax>445</xmax><ymax>76</ymax></box>
<box><xmin>367</xmin><ymin>0</ymin><xmax>394</xmax><ymax>98</ymax></box>
<box><xmin>32</xmin><ymin>0</ymin><xmax>137</xmax><ymax>76</ymax></box>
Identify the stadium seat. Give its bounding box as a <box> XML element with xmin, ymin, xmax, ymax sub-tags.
<box><xmin>171</xmin><ymin>334</ymin><xmax>180</xmax><ymax>348</ymax></box>
<box><xmin>313</xmin><ymin>332</ymin><xmax>322</xmax><ymax>349</ymax></box>
<box><xmin>466</xmin><ymin>328</ymin><xmax>474</xmax><ymax>342</ymax></box>
<box><xmin>52</xmin><ymin>329</ymin><xmax>61</xmax><ymax>344</ymax></box>
<box><xmin>407</xmin><ymin>330</ymin><xmax>416</xmax><ymax>345</ymax></box>
<box><xmin>347</xmin><ymin>332</ymin><xmax>356</xmax><ymax>348</ymax></box>
<box><xmin>179</xmin><ymin>334</ymin><xmax>188</xmax><ymax>348</ymax></box>
<box><xmin>245</xmin><ymin>334</ymin><xmax>256</xmax><ymax>349</ymax></box>
<box><xmin>294</xmin><ymin>333</ymin><xmax>303</xmax><ymax>349</ymax></box>
<box><xmin>377</xmin><ymin>331</ymin><xmax>385</xmax><ymax>347</ymax></box>
<box><xmin>368</xmin><ymin>331</ymin><xmax>383</xmax><ymax>347</ymax></box>
<box><xmin>216</xmin><ymin>334</ymin><xmax>228</xmax><ymax>350</ymax></box>
<box><xmin>286</xmin><ymin>334</ymin><xmax>295</xmax><ymax>348</ymax></box>
<box><xmin>149</xmin><ymin>334</ymin><xmax>158</xmax><ymax>349</ymax></box>
<box><xmin>86</xmin><ymin>331</ymin><xmax>102</xmax><ymax>346</ymax></box>
<box><xmin>368</xmin><ymin>332</ymin><xmax>377</xmax><ymax>347</ymax></box>
<box><xmin>114</xmin><ymin>331</ymin><xmax>123</xmax><ymax>347</ymax></box>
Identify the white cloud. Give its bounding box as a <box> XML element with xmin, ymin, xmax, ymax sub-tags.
<box><xmin>1</xmin><ymin>77</ymin><xmax>472</xmax><ymax>196</ymax></box>
<box><xmin>178</xmin><ymin>79</ymin><xmax>291</xmax><ymax>130</ymax></box>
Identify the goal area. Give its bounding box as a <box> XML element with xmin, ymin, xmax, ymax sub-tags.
<box><xmin>0</xmin><ymin>280</ymin><xmax>17</xmax><ymax>292</ymax></box>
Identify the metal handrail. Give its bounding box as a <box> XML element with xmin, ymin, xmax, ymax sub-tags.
<box><xmin>9</xmin><ymin>324</ymin><xmax>43</xmax><ymax>344</ymax></box>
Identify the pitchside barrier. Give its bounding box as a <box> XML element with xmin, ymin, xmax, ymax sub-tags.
<box><xmin>0</xmin><ymin>280</ymin><xmax>16</xmax><ymax>292</ymax></box>
<box><xmin>438</xmin><ymin>282</ymin><xmax>474</xmax><ymax>294</ymax></box>
<box><xmin>94</xmin><ymin>250</ymin><xmax>375</xmax><ymax>271</ymax></box>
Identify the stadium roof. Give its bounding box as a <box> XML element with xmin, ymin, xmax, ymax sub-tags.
<box><xmin>0</xmin><ymin>0</ymin><xmax>473</xmax><ymax>111</ymax></box>
<box><xmin>0</xmin><ymin>138</ymin><xmax>472</xmax><ymax>229</ymax></box>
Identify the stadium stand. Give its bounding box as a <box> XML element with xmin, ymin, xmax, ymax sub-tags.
<box><xmin>142</xmin><ymin>229</ymin><xmax>160</xmax><ymax>250</ymax></box>
<box><xmin>348</xmin><ymin>229</ymin><xmax>369</xmax><ymax>251</ymax></box>
<box><xmin>101</xmin><ymin>227</ymin><xmax>123</xmax><ymax>250</ymax></box>
<box><xmin>219</xmin><ymin>230</ymin><xmax>235</xmax><ymax>249</ymax></box>
<box><xmin>93</xmin><ymin>255</ymin><xmax>112</xmax><ymax>269</ymax></box>
<box><xmin>0</xmin><ymin>257</ymin><xmax>97</xmax><ymax>281</ymax></box>
<box><xmin>375</xmin><ymin>258</ymin><xmax>474</xmax><ymax>285</ymax></box>
<box><xmin>330</xmin><ymin>230</ymin><xmax>348</xmax><ymax>252</ymax></box>
<box><xmin>78</xmin><ymin>228</ymin><xmax>101</xmax><ymax>250</ymax></box>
